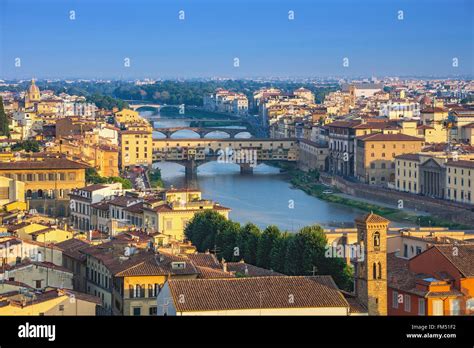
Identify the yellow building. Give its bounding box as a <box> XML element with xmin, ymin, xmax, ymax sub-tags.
<box><xmin>114</xmin><ymin>109</ymin><xmax>142</xmax><ymax>125</ymax></box>
<box><xmin>0</xmin><ymin>157</ymin><xmax>88</xmax><ymax>201</ymax></box>
<box><xmin>355</xmin><ymin>133</ymin><xmax>424</xmax><ymax>185</ymax></box>
<box><xmin>0</xmin><ymin>175</ymin><xmax>26</xmax><ymax>210</ymax></box>
<box><xmin>24</xmin><ymin>79</ymin><xmax>40</xmax><ymax>108</ymax></box>
<box><xmin>394</xmin><ymin>154</ymin><xmax>421</xmax><ymax>194</ymax></box>
<box><xmin>143</xmin><ymin>189</ymin><xmax>231</xmax><ymax>241</ymax></box>
<box><xmin>119</xmin><ymin>129</ymin><xmax>153</xmax><ymax>169</ymax></box>
<box><xmin>54</xmin><ymin>136</ymin><xmax>119</xmax><ymax>177</ymax></box>
<box><xmin>355</xmin><ymin>213</ymin><xmax>389</xmax><ymax>315</ymax></box>
<box><xmin>0</xmin><ymin>289</ymin><xmax>100</xmax><ymax>316</ymax></box>
<box><xmin>446</xmin><ymin>160</ymin><xmax>474</xmax><ymax>205</ymax></box>
<box><xmin>12</xmin><ymin>222</ymin><xmax>73</xmax><ymax>243</ymax></box>
<box><xmin>82</xmin><ymin>242</ymin><xmax>198</xmax><ymax>315</ymax></box>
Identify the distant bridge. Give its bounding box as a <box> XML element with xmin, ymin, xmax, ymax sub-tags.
<box><xmin>152</xmin><ymin>138</ymin><xmax>298</xmax><ymax>177</ymax></box>
<box><xmin>153</xmin><ymin>127</ymin><xmax>252</xmax><ymax>139</ymax></box>
<box><xmin>128</xmin><ymin>103</ymin><xmax>181</xmax><ymax>112</ymax></box>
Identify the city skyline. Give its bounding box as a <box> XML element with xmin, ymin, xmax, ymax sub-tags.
<box><xmin>0</xmin><ymin>0</ymin><xmax>473</xmax><ymax>79</ymax></box>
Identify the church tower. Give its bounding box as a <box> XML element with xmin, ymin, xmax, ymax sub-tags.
<box><xmin>355</xmin><ymin>212</ymin><xmax>389</xmax><ymax>315</ymax></box>
<box><xmin>25</xmin><ymin>79</ymin><xmax>40</xmax><ymax>108</ymax></box>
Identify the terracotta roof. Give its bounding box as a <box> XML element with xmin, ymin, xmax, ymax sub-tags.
<box><xmin>357</xmin><ymin>133</ymin><xmax>424</xmax><ymax>142</ymax></box>
<box><xmin>226</xmin><ymin>262</ymin><xmax>284</xmax><ymax>277</ymax></box>
<box><xmin>3</xmin><ymin>260</ymin><xmax>72</xmax><ymax>274</ymax></box>
<box><xmin>124</xmin><ymin>202</ymin><xmax>144</xmax><ymax>214</ymax></box>
<box><xmin>328</xmin><ymin>120</ymin><xmax>361</xmax><ymax>128</ymax></box>
<box><xmin>0</xmin><ymin>158</ymin><xmax>89</xmax><ymax>170</ymax></box>
<box><xmin>168</xmin><ymin>276</ymin><xmax>349</xmax><ymax>312</ymax></box>
<box><xmin>445</xmin><ymin>160</ymin><xmax>474</xmax><ymax>169</ymax></box>
<box><xmin>355</xmin><ymin>212</ymin><xmax>390</xmax><ymax>225</ymax></box>
<box><xmin>79</xmin><ymin>184</ymin><xmax>109</xmax><ymax>192</ymax></box>
<box><xmin>187</xmin><ymin>253</ymin><xmax>221</xmax><ymax>269</ymax></box>
<box><xmin>421</xmin><ymin>107</ymin><xmax>448</xmax><ymax>113</ymax></box>
<box><xmin>196</xmin><ymin>266</ymin><xmax>234</xmax><ymax>279</ymax></box>
<box><xmin>434</xmin><ymin>244</ymin><xmax>474</xmax><ymax>277</ymax></box>
<box><xmin>55</xmin><ymin>238</ymin><xmax>90</xmax><ymax>261</ymax></box>
<box><xmin>82</xmin><ymin>244</ymin><xmax>198</xmax><ymax>277</ymax></box>
<box><xmin>395</xmin><ymin>153</ymin><xmax>421</xmax><ymax>161</ymax></box>
<box><xmin>115</xmin><ymin>252</ymin><xmax>198</xmax><ymax>277</ymax></box>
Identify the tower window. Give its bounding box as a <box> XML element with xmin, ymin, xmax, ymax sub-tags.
<box><xmin>378</xmin><ymin>262</ymin><xmax>382</xmax><ymax>279</ymax></box>
<box><xmin>373</xmin><ymin>263</ymin><xmax>377</xmax><ymax>279</ymax></box>
<box><xmin>373</xmin><ymin>232</ymin><xmax>380</xmax><ymax>247</ymax></box>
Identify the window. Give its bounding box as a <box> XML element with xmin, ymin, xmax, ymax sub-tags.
<box><xmin>432</xmin><ymin>300</ymin><xmax>443</xmax><ymax>316</ymax></box>
<box><xmin>373</xmin><ymin>232</ymin><xmax>380</xmax><ymax>247</ymax></box>
<box><xmin>149</xmin><ymin>306</ymin><xmax>157</xmax><ymax>315</ymax></box>
<box><xmin>418</xmin><ymin>299</ymin><xmax>425</xmax><ymax>315</ymax></box>
<box><xmin>133</xmin><ymin>307</ymin><xmax>141</xmax><ymax>316</ymax></box>
<box><xmin>35</xmin><ymin>280</ymin><xmax>42</xmax><ymax>289</ymax></box>
<box><xmin>372</xmin><ymin>263</ymin><xmax>377</xmax><ymax>279</ymax></box>
<box><xmin>392</xmin><ymin>291</ymin><xmax>398</xmax><ymax>309</ymax></box>
<box><xmin>450</xmin><ymin>299</ymin><xmax>461</xmax><ymax>315</ymax></box>
<box><xmin>404</xmin><ymin>295</ymin><xmax>411</xmax><ymax>312</ymax></box>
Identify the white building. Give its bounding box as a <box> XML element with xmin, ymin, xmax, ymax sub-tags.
<box><xmin>69</xmin><ymin>183</ymin><xmax>123</xmax><ymax>232</ymax></box>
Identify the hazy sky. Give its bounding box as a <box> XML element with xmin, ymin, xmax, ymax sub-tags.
<box><xmin>0</xmin><ymin>0</ymin><xmax>473</xmax><ymax>79</ymax></box>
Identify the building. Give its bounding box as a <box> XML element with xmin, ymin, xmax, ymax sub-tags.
<box><xmin>69</xmin><ymin>183</ymin><xmax>123</xmax><ymax>232</ymax></box>
<box><xmin>143</xmin><ymin>189</ymin><xmax>230</xmax><ymax>241</ymax></box>
<box><xmin>355</xmin><ymin>133</ymin><xmax>424</xmax><ymax>185</ymax></box>
<box><xmin>119</xmin><ymin>129</ymin><xmax>153</xmax><ymax>169</ymax></box>
<box><xmin>56</xmin><ymin>238</ymin><xmax>90</xmax><ymax>292</ymax></box>
<box><xmin>81</xmin><ymin>242</ymin><xmax>199</xmax><ymax>315</ymax></box>
<box><xmin>388</xmin><ymin>244</ymin><xmax>474</xmax><ymax>316</ymax></box>
<box><xmin>24</xmin><ymin>79</ymin><xmax>40</xmax><ymax>108</ymax></box>
<box><xmin>354</xmin><ymin>213</ymin><xmax>389</xmax><ymax>315</ymax></box>
<box><xmin>297</xmin><ymin>139</ymin><xmax>329</xmax><ymax>172</ymax></box>
<box><xmin>395</xmin><ymin>154</ymin><xmax>474</xmax><ymax>204</ymax></box>
<box><xmin>0</xmin><ymin>157</ymin><xmax>89</xmax><ymax>216</ymax></box>
<box><xmin>8</xmin><ymin>221</ymin><xmax>73</xmax><ymax>243</ymax></box>
<box><xmin>0</xmin><ymin>289</ymin><xmax>100</xmax><ymax>316</ymax></box>
<box><xmin>445</xmin><ymin>160</ymin><xmax>474</xmax><ymax>205</ymax></box>
<box><xmin>0</xmin><ymin>175</ymin><xmax>26</xmax><ymax>212</ymax></box>
<box><xmin>1</xmin><ymin>261</ymin><xmax>73</xmax><ymax>290</ymax></box>
<box><xmin>157</xmin><ymin>276</ymin><xmax>361</xmax><ymax>316</ymax></box>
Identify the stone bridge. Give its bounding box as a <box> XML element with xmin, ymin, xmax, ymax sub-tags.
<box><xmin>153</xmin><ymin>127</ymin><xmax>252</xmax><ymax>139</ymax></box>
<box><xmin>152</xmin><ymin>138</ymin><xmax>298</xmax><ymax>177</ymax></box>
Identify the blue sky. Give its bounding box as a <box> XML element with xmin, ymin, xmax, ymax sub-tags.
<box><xmin>0</xmin><ymin>0</ymin><xmax>472</xmax><ymax>79</ymax></box>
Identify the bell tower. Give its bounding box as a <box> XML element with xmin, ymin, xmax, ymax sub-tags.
<box><xmin>355</xmin><ymin>212</ymin><xmax>389</xmax><ymax>315</ymax></box>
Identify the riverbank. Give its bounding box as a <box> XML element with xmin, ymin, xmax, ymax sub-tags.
<box><xmin>278</xmin><ymin>165</ymin><xmax>472</xmax><ymax>230</ymax></box>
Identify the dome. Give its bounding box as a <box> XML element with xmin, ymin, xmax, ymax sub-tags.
<box><xmin>28</xmin><ymin>79</ymin><xmax>40</xmax><ymax>95</ymax></box>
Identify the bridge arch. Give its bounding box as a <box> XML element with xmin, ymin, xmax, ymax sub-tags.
<box><xmin>203</xmin><ymin>130</ymin><xmax>231</xmax><ymax>139</ymax></box>
<box><xmin>234</xmin><ymin>131</ymin><xmax>252</xmax><ymax>139</ymax></box>
<box><xmin>170</xmin><ymin>129</ymin><xmax>201</xmax><ymax>139</ymax></box>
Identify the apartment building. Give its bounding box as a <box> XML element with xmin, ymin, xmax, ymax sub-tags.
<box><xmin>355</xmin><ymin>133</ymin><xmax>424</xmax><ymax>185</ymax></box>
<box><xmin>445</xmin><ymin>160</ymin><xmax>474</xmax><ymax>205</ymax></box>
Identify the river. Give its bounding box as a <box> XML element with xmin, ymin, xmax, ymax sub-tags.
<box><xmin>142</xmin><ymin>110</ymin><xmax>388</xmax><ymax>231</ymax></box>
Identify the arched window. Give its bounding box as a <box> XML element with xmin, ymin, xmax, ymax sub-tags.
<box><xmin>378</xmin><ymin>262</ymin><xmax>382</xmax><ymax>279</ymax></box>
<box><xmin>374</xmin><ymin>232</ymin><xmax>380</xmax><ymax>247</ymax></box>
<box><xmin>26</xmin><ymin>189</ymin><xmax>32</xmax><ymax>198</ymax></box>
<box><xmin>37</xmin><ymin>189</ymin><xmax>43</xmax><ymax>198</ymax></box>
<box><xmin>373</xmin><ymin>263</ymin><xmax>377</xmax><ymax>279</ymax></box>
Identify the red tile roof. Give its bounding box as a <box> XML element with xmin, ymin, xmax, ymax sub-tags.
<box><xmin>168</xmin><ymin>276</ymin><xmax>349</xmax><ymax>312</ymax></box>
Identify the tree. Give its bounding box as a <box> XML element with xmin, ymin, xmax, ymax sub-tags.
<box><xmin>85</xmin><ymin>168</ymin><xmax>132</xmax><ymax>189</ymax></box>
<box><xmin>0</xmin><ymin>97</ymin><xmax>9</xmax><ymax>137</ymax></box>
<box><xmin>184</xmin><ymin>210</ymin><xmax>228</xmax><ymax>252</ymax></box>
<box><xmin>270</xmin><ymin>232</ymin><xmax>292</xmax><ymax>273</ymax></box>
<box><xmin>237</xmin><ymin>223</ymin><xmax>261</xmax><ymax>265</ymax></box>
<box><xmin>215</xmin><ymin>220</ymin><xmax>241</xmax><ymax>261</ymax></box>
<box><xmin>11</xmin><ymin>140</ymin><xmax>41</xmax><ymax>153</ymax></box>
<box><xmin>256</xmin><ymin>225</ymin><xmax>280</xmax><ymax>268</ymax></box>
